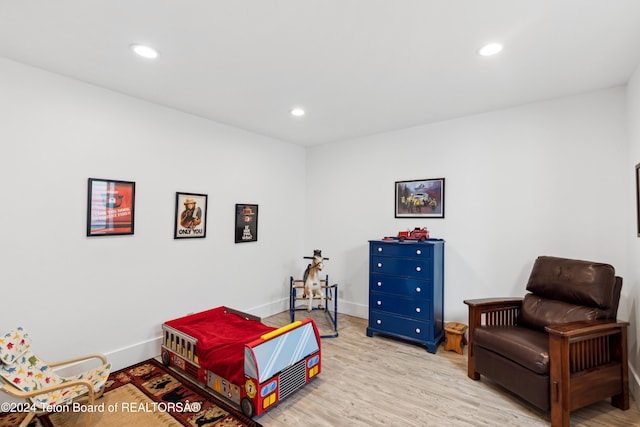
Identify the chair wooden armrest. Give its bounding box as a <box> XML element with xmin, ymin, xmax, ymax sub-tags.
<box><xmin>545</xmin><ymin>320</ymin><xmax>629</xmax><ymax>426</ymax></box>
<box><xmin>464</xmin><ymin>298</ymin><xmax>523</xmax><ymax>327</ymax></box>
<box><xmin>46</xmin><ymin>353</ymin><xmax>108</xmax><ymax>368</ymax></box>
<box><xmin>545</xmin><ymin>319</ymin><xmax>629</xmax><ymax>337</ymax></box>
<box><xmin>464</xmin><ymin>298</ymin><xmax>523</xmax><ymax>379</ymax></box>
<box><xmin>1</xmin><ymin>377</ymin><xmax>95</xmax><ymax>401</ymax></box>
<box><xmin>464</xmin><ymin>297</ymin><xmax>524</xmax><ymax>308</ymax></box>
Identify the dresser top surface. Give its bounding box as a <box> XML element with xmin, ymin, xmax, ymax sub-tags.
<box><xmin>369</xmin><ymin>239</ymin><xmax>444</xmax><ymax>245</ymax></box>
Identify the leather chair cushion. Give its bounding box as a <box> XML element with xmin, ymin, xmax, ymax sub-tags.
<box><xmin>525</xmin><ymin>256</ymin><xmax>616</xmax><ymax>309</ymax></box>
<box><xmin>518</xmin><ymin>293</ymin><xmax>610</xmax><ymax>332</ymax></box>
<box><xmin>474</xmin><ymin>325</ymin><xmax>550</xmax><ymax>375</ymax></box>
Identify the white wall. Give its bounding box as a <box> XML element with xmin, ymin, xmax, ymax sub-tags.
<box><xmin>306</xmin><ymin>88</ymin><xmax>630</xmax><ymax>321</ymax></box>
<box><xmin>306</xmin><ymin>85</ymin><xmax>637</xmax><ymax>400</ymax></box>
<box><xmin>626</xmin><ymin>62</ymin><xmax>640</xmax><ymax>406</ymax></box>
<box><xmin>0</xmin><ymin>57</ymin><xmax>305</xmax><ymax>370</ymax></box>
<box><xmin>1</xmin><ymin>55</ymin><xmax>637</xmax><ymax>403</ymax></box>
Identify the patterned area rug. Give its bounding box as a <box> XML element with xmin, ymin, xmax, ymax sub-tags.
<box><xmin>0</xmin><ymin>358</ymin><xmax>261</xmax><ymax>427</ymax></box>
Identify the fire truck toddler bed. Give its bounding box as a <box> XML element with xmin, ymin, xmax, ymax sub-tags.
<box><xmin>161</xmin><ymin>306</ymin><xmax>321</xmax><ymax>417</ymax></box>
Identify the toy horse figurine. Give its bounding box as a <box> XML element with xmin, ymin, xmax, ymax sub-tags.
<box><xmin>303</xmin><ymin>249</ymin><xmax>328</xmax><ymax>312</ymax></box>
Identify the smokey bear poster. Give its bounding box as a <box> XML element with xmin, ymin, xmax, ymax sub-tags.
<box><xmin>174</xmin><ymin>192</ymin><xmax>208</xmax><ymax>239</ymax></box>
<box><xmin>87</xmin><ymin>178</ymin><xmax>136</xmax><ymax>236</ymax></box>
<box><xmin>235</xmin><ymin>204</ymin><xmax>258</xmax><ymax>243</ymax></box>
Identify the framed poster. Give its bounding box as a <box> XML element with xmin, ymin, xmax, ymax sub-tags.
<box><xmin>87</xmin><ymin>178</ymin><xmax>135</xmax><ymax>236</ymax></box>
<box><xmin>395</xmin><ymin>178</ymin><xmax>445</xmax><ymax>218</ymax></box>
<box><xmin>175</xmin><ymin>192</ymin><xmax>208</xmax><ymax>239</ymax></box>
<box><xmin>235</xmin><ymin>204</ymin><xmax>258</xmax><ymax>243</ymax></box>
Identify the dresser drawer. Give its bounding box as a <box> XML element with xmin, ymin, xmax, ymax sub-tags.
<box><xmin>369</xmin><ymin>274</ymin><xmax>431</xmax><ymax>298</ymax></box>
<box><xmin>369</xmin><ymin>310</ymin><xmax>434</xmax><ymax>341</ymax></box>
<box><xmin>370</xmin><ymin>292</ymin><xmax>431</xmax><ymax>320</ymax></box>
<box><xmin>370</xmin><ymin>242</ymin><xmax>432</xmax><ymax>259</ymax></box>
<box><xmin>370</xmin><ymin>255</ymin><xmax>432</xmax><ymax>278</ymax></box>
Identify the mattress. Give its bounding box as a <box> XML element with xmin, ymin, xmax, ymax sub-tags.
<box><xmin>164</xmin><ymin>306</ymin><xmax>276</xmax><ymax>386</ymax></box>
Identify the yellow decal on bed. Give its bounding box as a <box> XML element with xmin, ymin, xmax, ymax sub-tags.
<box><xmin>245</xmin><ymin>379</ymin><xmax>257</xmax><ymax>398</ymax></box>
<box><xmin>261</xmin><ymin>321</ymin><xmax>302</xmax><ymax>340</ymax></box>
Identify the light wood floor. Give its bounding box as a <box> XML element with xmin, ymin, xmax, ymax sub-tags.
<box><xmin>258</xmin><ymin>310</ymin><xmax>640</xmax><ymax>427</ymax></box>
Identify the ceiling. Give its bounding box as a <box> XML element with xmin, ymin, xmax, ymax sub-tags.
<box><xmin>2</xmin><ymin>1</ymin><xmax>640</xmax><ymax>146</ymax></box>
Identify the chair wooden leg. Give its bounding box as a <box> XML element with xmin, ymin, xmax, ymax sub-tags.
<box><xmin>612</xmin><ymin>325</ymin><xmax>630</xmax><ymax>410</ymax></box>
<box><xmin>550</xmin><ymin>400</ymin><xmax>571</xmax><ymax>427</ymax></box>
<box><xmin>467</xmin><ymin>342</ymin><xmax>480</xmax><ymax>380</ymax></box>
<box><xmin>83</xmin><ymin>411</ymin><xmax>93</xmax><ymax>427</ymax></box>
<box><xmin>19</xmin><ymin>412</ymin><xmax>36</xmax><ymax>427</ymax></box>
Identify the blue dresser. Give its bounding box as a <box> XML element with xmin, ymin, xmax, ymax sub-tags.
<box><xmin>366</xmin><ymin>239</ymin><xmax>444</xmax><ymax>353</ymax></box>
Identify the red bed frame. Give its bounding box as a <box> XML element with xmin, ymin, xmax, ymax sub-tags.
<box><xmin>161</xmin><ymin>306</ymin><xmax>321</xmax><ymax>417</ymax></box>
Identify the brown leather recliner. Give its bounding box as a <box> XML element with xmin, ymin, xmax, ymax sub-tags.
<box><xmin>464</xmin><ymin>256</ymin><xmax>629</xmax><ymax>427</ymax></box>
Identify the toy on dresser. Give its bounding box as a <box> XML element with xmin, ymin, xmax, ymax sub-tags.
<box><xmin>382</xmin><ymin>227</ymin><xmax>431</xmax><ymax>242</ymax></box>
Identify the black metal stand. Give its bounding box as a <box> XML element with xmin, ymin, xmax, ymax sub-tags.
<box><xmin>289</xmin><ymin>274</ymin><xmax>338</xmax><ymax>338</ymax></box>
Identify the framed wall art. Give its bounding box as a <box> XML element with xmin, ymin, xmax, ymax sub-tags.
<box><xmin>235</xmin><ymin>204</ymin><xmax>258</xmax><ymax>243</ymax></box>
<box><xmin>175</xmin><ymin>192</ymin><xmax>208</xmax><ymax>239</ymax></box>
<box><xmin>87</xmin><ymin>178</ymin><xmax>135</xmax><ymax>236</ymax></box>
<box><xmin>395</xmin><ymin>178</ymin><xmax>445</xmax><ymax>218</ymax></box>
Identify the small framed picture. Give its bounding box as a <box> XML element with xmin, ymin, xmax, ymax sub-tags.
<box><xmin>235</xmin><ymin>204</ymin><xmax>258</xmax><ymax>243</ymax></box>
<box><xmin>395</xmin><ymin>178</ymin><xmax>445</xmax><ymax>218</ymax></box>
<box><xmin>87</xmin><ymin>178</ymin><xmax>135</xmax><ymax>236</ymax></box>
<box><xmin>175</xmin><ymin>192</ymin><xmax>208</xmax><ymax>239</ymax></box>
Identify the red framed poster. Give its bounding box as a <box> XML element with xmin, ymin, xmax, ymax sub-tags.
<box><xmin>87</xmin><ymin>178</ymin><xmax>135</xmax><ymax>236</ymax></box>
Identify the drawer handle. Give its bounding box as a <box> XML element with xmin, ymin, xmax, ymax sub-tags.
<box><xmin>416</xmin><ymin>249</ymin><xmax>421</xmax><ymax>255</ymax></box>
<box><xmin>377</xmin><ymin>281</ymin><xmax>382</xmax><ymax>287</ymax></box>
<box><xmin>377</xmin><ymin>300</ymin><xmax>382</xmax><ymax>306</ymax></box>
<box><xmin>415</xmin><ymin>287</ymin><xmax>421</xmax><ymax>293</ymax></box>
<box><xmin>415</xmin><ymin>307</ymin><xmax>421</xmax><ymax>313</ymax></box>
<box><xmin>376</xmin><ymin>320</ymin><xmax>382</xmax><ymax>325</ymax></box>
<box><xmin>377</xmin><ymin>262</ymin><xmax>383</xmax><ymax>268</ymax></box>
<box><xmin>415</xmin><ymin>328</ymin><xmax>421</xmax><ymax>334</ymax></box>
<box><xmin>377</xmin><ymin>247</ymin><xmax>383</xmax><ymax>252</ymax></box>
<box><xmin>416</xmin><ymin>266</ymin><xmax>421</xmax><ymax>272</ymax></box>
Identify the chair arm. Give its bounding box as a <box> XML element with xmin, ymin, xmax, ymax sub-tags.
<box><xmin>546</xmin><ymin>319</ymin><xmax>628</xmax><ymax>373</ymax></box>
<box><xmin>545</xmin><ymin>319</ymin><xmax>629</xmax><ymax>338</ymax></box>
<box><xmin>464</xmin><ymin>297</ymin><xmax>524</xmax><ymax>309</ymax></box>
<box><xmin>464</xmin><ymin>298</ymin><xmax>522</xmax><ymax>380</ymax></box>
<box><xmin>464</xmin><ymin>297</ymin><xmax>523</xmax><ymax>328</ymax></box>
<box><xmin>1</xmin><ymin>377</ymin><xmax>95</xmax><ymax>402</ymax></box>
<box><xmin>546</xmin><ymin>319</ymin><xmax>629</xmax><ymax>416</ymax></box>
<box><xmin>46</xmin><ymin>353</ymin><xmax>108</xmax><ymax>368</ymax></box>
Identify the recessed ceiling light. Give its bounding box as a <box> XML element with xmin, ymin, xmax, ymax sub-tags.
<box><xmin>478</xmin><ymin>43</ymin><xmax>503</xmax><ymax>57</ymax></box>
<box><xmin>290</xmin><ymin>107</ymin><xmax>305</xmax><ymax>117</ymax></box>
<box><xmin>130</xmin><ymin>44</ymin><xmax>159</xmax><ymax>59</ymax></box>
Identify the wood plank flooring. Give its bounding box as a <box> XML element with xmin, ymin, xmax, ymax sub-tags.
<box><xmin>258</xmin><ymin>310</ymin><xmax>640</xmax><ymax>426</ymax></box>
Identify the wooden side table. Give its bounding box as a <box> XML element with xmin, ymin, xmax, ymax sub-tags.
<box><xmin>444</xmin><ymin>322</ymin><xmax>468</xmax><ymax>354</ymax></box>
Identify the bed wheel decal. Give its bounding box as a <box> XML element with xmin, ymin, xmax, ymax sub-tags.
<box><xmin>241</xmin><ymin>397</ymin><xmax>255</xmax><ymax>418</ymax></box>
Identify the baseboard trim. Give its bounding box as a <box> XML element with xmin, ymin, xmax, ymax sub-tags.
<box><xmin>106</xmin><ymin>336</ymin><xmax>163</xmax><ymax>371</ymax></box>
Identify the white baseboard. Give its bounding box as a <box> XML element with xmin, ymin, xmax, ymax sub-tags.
<box><xmin>104</xmin><ymin>336</ymin><xmax>163</xmax><ymax>371</ymax></box>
